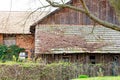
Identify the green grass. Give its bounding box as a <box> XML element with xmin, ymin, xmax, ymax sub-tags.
<box><xmin>72</xmin><ymin>76</ymin><xmax>120</xmax><ymax>80</ymax></box>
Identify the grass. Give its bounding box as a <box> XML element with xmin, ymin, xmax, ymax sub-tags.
<box><xmin>72</xmin><ymin>76</ymin><xmax>120</xmax><ymax>80</ymax></box>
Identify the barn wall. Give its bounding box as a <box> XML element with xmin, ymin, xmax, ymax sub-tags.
<box><xmin>41</xmin><ymin>54</ymin><xmax>79</xmax><ymax>63</ymax></box>
<box><xmin>39</xmin><ymin>0</ymin><xmax>119</xmax><ymax>25</ymax></box>
<box><xmin>0</xmin><ymin>34</ymin><xmax>3</xmax><ymax>44</ymax></box>
<box><xmin>41</xmin><ymin>53</ymin><xmax>120</xmax><ymax>64</ymax></box>
<box><xmin>16</xmin><ymin>34</ymin><xmax>34</xmax><ymax>59</ymax></box>
<box><xmin>35</xmin><ymin>0</ymin><xmax>120</xmax><ymax>63</ymax></box>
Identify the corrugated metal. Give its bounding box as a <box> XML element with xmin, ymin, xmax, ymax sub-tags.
<box><xmin>35</xmin><ymin>25</ymin><xmax>120</xmax><ymax>54</ymax></box>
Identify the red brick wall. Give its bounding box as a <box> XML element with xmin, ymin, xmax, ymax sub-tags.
<box><xmin>16</xmin><ymin>34</ymin><xmax>34</xmax><ymax>59</ymax></box>
<box><xmin>0</xmin><ymin>34</ymin><xmax>3</xmax><ymax>44</ymax></box>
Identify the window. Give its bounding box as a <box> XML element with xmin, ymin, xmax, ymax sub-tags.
<box><xmin>113</xmin><ymin>56</ymin><xmax>119</xmax><ymax>65</ymax></box>
<box><xmin>3</xmin><ymin>34</ymin><xmax>16</xmax><ymax>46</ymax></box>
<box><xmin>62</xmin><ymin>56</ymin><xmax>70</xmax><ymax>62</ymax></box>
<box><xmin>89</xmin><ymin>56</ymin><xmax>96</xmax><ymax>64</ymax></box>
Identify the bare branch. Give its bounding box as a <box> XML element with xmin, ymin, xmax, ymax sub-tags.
<box><xmin>23</xmin><ymin>5</ymin><xmax>50</xmax><ymax>33</ymax></box>
<box><xmin>46</xmin><ymin>0</ymin><xmax>120</xmax><ymax>32</ymax></box>
<box><xmin>87</xmin><ymin>13</ymin><xmax>120</xmax><ymax>31</ymax></box>
<box><xmin>80</xmin><ymin>0</ymin><xmax>89</xmax><ymax>13</ymax></box>
<box><xmin>46</xmin><ymin>0</ymin><xmax>86</xmax><ymax>13</ymax></box>
<box><xmin>23</xmin><ymin>5</ymin><xmax>50</xmax><ymax>25</ymax></box>
<box><xmin>4</xmin><ymin>0</ymin><xmax>12</xmax><ymax>28</ymax></box>
<box><xmin>61</xmin><ymin>0</ymin><xmax>65</xmax><ymax>4</ymax></box>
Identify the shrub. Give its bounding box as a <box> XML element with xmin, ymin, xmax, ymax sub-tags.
<box><xmin>0</xmin><ymin>62</ymin><xmax>119</xmax><ymax>80</ymax></box>
<box><xmin>8</xmin><ymin>45</ymin><xmax>25</xmax><ymax>61</ymax></box>
<box><xmin>0</xmin><ymin>45</ymin><xmax>8</xmax><ymax>62</ymax></box>
<box><xmin>78</xmin><ymin>75</ymin><xmax>89</xmax><ymax>78</ymax></box>
<box><xmin>0</xmin><ymin>45</ymin><xmax>25</xmax><ymax>62</ymax></box>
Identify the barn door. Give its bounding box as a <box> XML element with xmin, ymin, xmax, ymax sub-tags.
<box><xmin>113</xmin><ymin>55</ymin><xmax>119</xmax><ymax>65</ymax></box>
<box><xmin>89</xmin><ymin>55</ymin><xmax>96</xmax><ymax>64</ymax></box>
<box><xmin>3</xmin><ymin>34</ymin><xmax>16</xmax><ymax>46</ymax></box>
<box><xmin>62</xmin><ymin>54</ymin><xmax>71</xmax><ymax>62</ymax></box>
<box><xmin>62</xmin><ymin>56</ymin><xmax>70</xmax><ymax>62</ymax></box>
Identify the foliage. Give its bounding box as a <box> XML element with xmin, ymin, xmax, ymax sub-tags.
<box><xmin>8</xmin><ymin>45</ymin><xmax>25</xmax><ymax>61</ymax></box>
<box><xmin>110</xmin><ymin>0</ymin><xmax>120</xmax><ymax>20</ymax></box>
<box><xmin>0</xmin><ymin>45</ymin><xmax>8</xmax><ymax>62</ymax></box>
<box><xmin>0</xmin><ymin>62</ymin><xmax>119</xmax><ymax>80</ymax></box>
<box><xmin>0</xmin><ymin>45</ymin><xmax>25</xmax><ymax>62</ymax></box>
<box><xmin>78</xmin><ymin>75</ymin><xmax>89</xmax><ymax>78</ymax></box>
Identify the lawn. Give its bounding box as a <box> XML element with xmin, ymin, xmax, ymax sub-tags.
<box><xmin>72</xmin><ymin>76</ymin><xmax>120</xmax><ymax>80</ymax></box>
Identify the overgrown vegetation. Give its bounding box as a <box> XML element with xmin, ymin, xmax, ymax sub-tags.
<box><xmin>0</xmin><ymin>45</ymin><xmax>25</xmax><ymax>62</ymax></box>
<box><xmin>0</xmin><ymin>62</ymin><xmax>119</xmax><ymax>80</ymax></box>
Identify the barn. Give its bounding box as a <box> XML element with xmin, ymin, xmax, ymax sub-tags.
<box><xmin>30</xmin><ymin>0</ymin><xmax>120</xmax><ymax>64</ymax></box>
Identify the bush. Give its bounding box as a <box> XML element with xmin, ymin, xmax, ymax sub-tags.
<box><xmin>0</xmin><ymin>45</ymin><xmax>25</xmax><ymax>62</ymax></box>
<box><xmin>0</xmin><ymin>45</ymin><xmax>8</xmax><ymax>62</ymax></box>
<box><xmin>0</xmin><ymin>62</ymin><xmax>119</xmax><ymax>80</ymax></box>
<box><xmin>78</xmin><ymin>75</ymin><xmax>89</xmax><ymax>78</ymax></box>
<box><xmin>8</xmin><ymin>45</ymin><xmax>25</xmax><ymax>61</ymax></box>
<box><xmin>0</xmin><ymin>62</ymin><xmax>80</xmax><ymax>80</ymax></box>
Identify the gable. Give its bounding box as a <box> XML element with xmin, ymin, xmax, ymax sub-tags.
<box><xmin>37</xmin><ymin>0</ymin><xmax>119</xmax><ymax>25</ymax></box>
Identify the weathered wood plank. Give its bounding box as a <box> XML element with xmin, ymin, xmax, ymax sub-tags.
<box><xmin>39</xmin><ymin>0</ymin><xmax>118</xmax><ymax>25</ymax></box>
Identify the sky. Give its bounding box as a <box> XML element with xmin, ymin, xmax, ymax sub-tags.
<box><xmin>0</xmin><ymin>0</ymin><xmax>69</xmax><ymax>11</ymax></box>
<box><xmin>0</xmin><ymin>0</ymin><xmax>48</xmax><ymax>11</ymax></box>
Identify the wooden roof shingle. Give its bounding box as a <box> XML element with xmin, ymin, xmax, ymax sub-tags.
<box><xmin>35</xmin><ymin>25</ymin><xmax>120</xmax><ymax>54</ymax></box>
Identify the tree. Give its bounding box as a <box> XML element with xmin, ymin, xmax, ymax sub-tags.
<box><xmin>110</xmin><ymin>0</ymin><xmax>120</xmax><ymax>20</ymax></box>
<box><xmin>35</xmin><ymin>0</ymin><xmax>120</xmax><ymax>32</ymax></box>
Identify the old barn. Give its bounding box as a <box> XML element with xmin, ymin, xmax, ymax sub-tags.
<box><xmin>30</xmin><ymin>0</ymin><xmax>120</xmax><ymax>64</ymax></box>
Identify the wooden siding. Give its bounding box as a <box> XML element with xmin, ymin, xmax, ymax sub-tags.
<box><xmin>40</xmin><ymin>53</ymin><xmax>120</xmax><ymax>64</ymax></box>
<box><xmin>39</xmin><ymin>0</ymin><xmax>119</xmax><ymax>25</ymax></box>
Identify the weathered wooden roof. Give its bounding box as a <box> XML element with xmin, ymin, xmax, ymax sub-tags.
<box><xmin>35</xmin><ymin>25</ymin><xmax>120</xmax><ymax>54</ymax></box>
<box><xmin>0</xmin><ymin>11</ymin><xmax>48</xmax><ymax>34</ymax></box>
